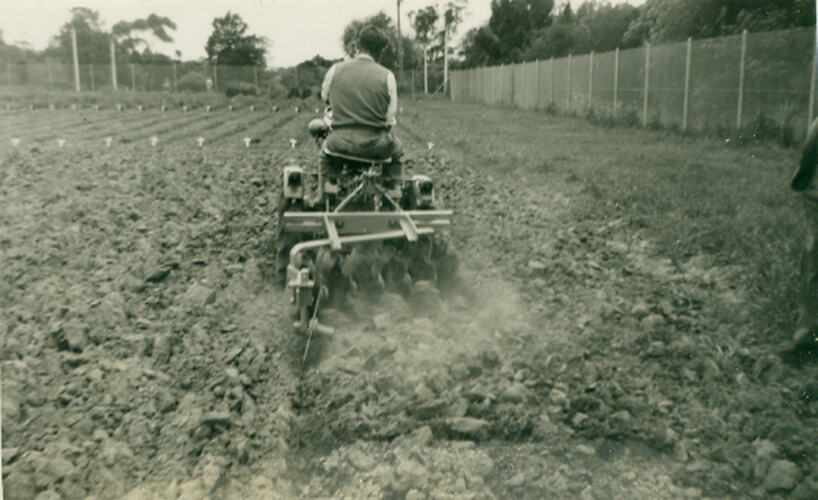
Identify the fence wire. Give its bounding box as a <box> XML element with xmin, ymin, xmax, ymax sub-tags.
<box><xmin>452</xmin><ymin>27</ymin><xmax>818</xmax><ymax>140</ymax></box>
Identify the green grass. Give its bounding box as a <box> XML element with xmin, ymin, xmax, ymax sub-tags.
<box><xmin>406</xmin><ymin>97</ymin><xmax>804</xmax><ymax>342</ymax></box>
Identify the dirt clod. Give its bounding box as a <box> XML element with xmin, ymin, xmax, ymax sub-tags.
<box><xmin>763</xmin><ymin>459</ymin><xmax>800</xmax><ymax>492</ymax></box>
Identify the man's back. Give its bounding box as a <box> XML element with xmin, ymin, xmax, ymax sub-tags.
<box><xmin>328</xmin><ymin>57</ymin><xmax>392</xmax><ymax>130</ymax></box>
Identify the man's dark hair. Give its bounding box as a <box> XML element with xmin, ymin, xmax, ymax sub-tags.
<box><xmin>358</xmin><ymin>26</ymin><xmax>389</xmax><ymax>56</ymax></box>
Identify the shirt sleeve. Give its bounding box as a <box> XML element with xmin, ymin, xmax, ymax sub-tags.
<box><xmin>386</xmin><ymin>71</ymin><xmax>398</xmax><ymax>127</ymax></box>
<box><xmin>321</xmin><ymin>64</ymin><xmax>337</xmax><ymax>104</ymax></box>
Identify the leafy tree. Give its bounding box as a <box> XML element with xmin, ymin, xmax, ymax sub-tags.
<box><xmin>523</xmin><ymin>22</ymin><xmax>589</xmax><ymax>59</ymax></box>
<box><xmin>205</xmin><ymin>11</ymin><xmax>268</xmax><ymax>66</ymax></box>
<box><xmin>341</xmin><ymin>11</ymin><xmax>419</xmax><ymax>72</ymax></box>
<box><xmin>280</xmin><ymin>55</ymin><xmax>339</xmax><ymax>98</ymax></box>
<box><xmin>48</xmin><ymin>8</ymin><xmax>111</xmax><ymax>64</ymax></box>
<box><xmin>460</xmin><ymin>26</ymin><xmax>503</xmax><ymax>67</ymax></box>
<box><xmin>488</xmin><ymin>0</ymin><xmax>554</xmax><ymax>60</ymax></box>
<box><xmin>410</xmin><ymin>6</ymin><xmax>439</xmax><ymax>61</ymax></box>
<box><xmin>628</xmin><ymin>0</ymin><xmax>814</xmax><ymax>44</ymax></box>
<box><xmin>112</xmin><ymin>14</ymin><xmax>176</xmax><ymax>56</ymax></box>
<box><xmin>575</xmin><ymin>2</ymin><xmax>640</xmax><ymax>52</ymax></box>
<box><xmin>461</xmin><ymin>0</ymin><xmax>553</xmax><ymax>64</ymax></box>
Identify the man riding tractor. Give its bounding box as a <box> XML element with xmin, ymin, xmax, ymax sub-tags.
<box><xmin>275</xmin><ymin>26</ymin><xmax>404</xmax><ymax>286</ymax></box>
<box><xmin>315</xmin><ymin>25</ymin><xmax>403</xmax><ymax>177</ymax></box>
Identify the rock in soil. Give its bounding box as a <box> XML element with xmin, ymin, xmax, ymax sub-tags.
<box><xmin>763</xmin><ymin>459</ymin><xmax>800</xmax><ymax>492</ymax></box>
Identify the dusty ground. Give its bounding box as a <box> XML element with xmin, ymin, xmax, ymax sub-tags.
<box><xmin>2</xmin><ymin>97</ymin><xmax>818</xmax><ymax>499</ymax></box>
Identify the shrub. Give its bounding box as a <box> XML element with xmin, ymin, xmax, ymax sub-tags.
<box><xmin>224</xmin><ymin>82</ymin><xmax>257</xmax><ymax>97</ymax></box>
<box><xmin>177</xmin><ymin>72</ymin><xmax>207</xmax><ymax>92</ymax></box>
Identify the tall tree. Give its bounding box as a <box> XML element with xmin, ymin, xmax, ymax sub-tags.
<box><xmin>341</xmin><ymin>11</ymin><xmax>418</xmax><ymax>72</ymax></box>
<box><xmin>112</xmin><ymin>14</ymin><xmax>176</xmax><ymax>56</ymax></box>
<box><xmin>47</xmin><ymin>8</ymin><xmax>176</xmax><ymax>64</ymax></box>
<box><xmin>205</xmin><ymin>12</ymin><xmax>268</xmax><ymax>66</ymax></box>
<box><xmin>575</xmin><ymin>1</ymin><xmax>640</xmax><ymax>52</ymax></box>
<box><xmin>48</xmin><ymin>8</ymin><xmax>110</xmax><ymax>63</ymax></box>
<box><xmin>627</xmin><ymin>0</ymin><xmax>814</xmax><ymax>44</ymax></box>
<box><xmin>410</xmin><ymin>6</ymin><xmax>439</xmax><ymax>92</ymax></box>
<box><xmin>411</xmin><ymin>6</ymin><xmax>439</xmax><ymax>57</ymax></box>
<box><xmin>481</xmin><ymin>0</ymin><xmax>554</xmax><ymax>62</ymax></box>
<box><xmin>460</xmin><ymin>26</ymin><xmax>503</xmax><ymax>67</ymax></box>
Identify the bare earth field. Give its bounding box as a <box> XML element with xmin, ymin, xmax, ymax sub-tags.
<box><xmin>2</xmin><ymin>96</ymin><xmax>818</xmax><ymax>499</ymax></box>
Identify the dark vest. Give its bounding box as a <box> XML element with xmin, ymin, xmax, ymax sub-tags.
<box><xmin>328</xmin><ymin>57</ymin><xmax>391</xmax><ymax>130</ymax></box>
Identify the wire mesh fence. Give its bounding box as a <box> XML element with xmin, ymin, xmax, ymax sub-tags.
<box><xmin>2</xmin><ymin>56</ymin><xmax>445</xmax><ymax>104</ymax></box>
<box><xmin>0</xmin><ymin>59</ymin><xmax>279</xmax><ymax>95</ymax></box>
<box><xmin>452</xmin><ymin>27</ymin><xmax>817</xmax><ymax>142</ymax></box>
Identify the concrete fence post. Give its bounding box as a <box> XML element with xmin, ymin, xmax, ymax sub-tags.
<box><xmin>589</xmin><ymin>51</ymin><xmax>594</xmax><ymax>111</ymax></box>
<box><xmin>550</xmin><ymin>57</ymin><xmax>555</xmax><ymax>106</ymax></box>
<box><xmin>47</xmin><ymin>59</ymin><xmax>54</xmax><ymax>90</ymax></box>
<box><xmin>683</xmin><ymin>37</ymin><xmax>692</xmax><ymax>132</ymax></box>
<box><xmin>737</xmin><ymin>29</ymin><xmax>747</xmax><ymax>130</ymax></box>
<box><xmin>130</xmin><ymin>63</ymin><xmax>135</xmax><ymax>91</ymax></box>
<box><xmin>110</xmin><ymin>37</ymin><xmax>118</xmax><ymax>91</ymax></box>
<box><xmin>534</xmin><ymin>60</ymin><xmax>540</xmax><ymax>109</ymax></box>
<box><xmin>508</xmin><ymin>64</ymin><xmax>517</xmax><ymax>106</ymax></box>
<box><xmin>809</xmin><ymin>43</ymin><xmax>816</xmax><ymax>129</ymax></box>
<box><xmin>643</xmin><ymin>42</ymin><xmax>650</xmax><ymax>127</ymax></box>
<box><xmin>173</xmin><ymin>63</ymin><xmax>178</xmax><ymax>93</ymax></box>
<box><xmin>567</xmin><ymin>53</ymin><xmax>572</xmax><ymax>109</ymax></box>
<box><xmin>613</xmin><ymin>48</ymin><xmax>619</xmax><ymax>120</ymax></box>
<box><xmin>71</xmin><ymin>27</ymin><xmax>81</xmax><ymax>92</ymax></box>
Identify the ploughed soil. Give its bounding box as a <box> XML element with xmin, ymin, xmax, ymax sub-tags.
<box><xmin>2</xmin><ymin>98</ymin><xmax>818</xmax><ymax>499</ymax></box>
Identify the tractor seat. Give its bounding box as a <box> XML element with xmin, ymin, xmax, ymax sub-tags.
<box><xmin>322</xmin><ymin>144</ymin><xmax>392</xmax><ymax>164</ymax></box>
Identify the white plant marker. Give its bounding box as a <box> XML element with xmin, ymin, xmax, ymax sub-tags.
<box><xmin>11</xmin><ymin>138</ymin><xmax>20</xmax><ymax>147</ymax></box>
<box><xmin>104</xmin><ymin>137</ymin><xmax>113</xmax><ymax>148</ymax></box>
<box><xmin>427</xmin><ymin>142</ymin><xmax>434</xmax><ymax>150</ymax></box>
<box><xmin>197</xmin><ymin>137</ymin><xmax>205</xmax><ymax>147</ymax></box>
<box><xmin>161</xmin><ymin>105</ymin><xmax>167</xmax><ymax>112</ymax></box>
<box><xmin>228</xmin><ymin>105</ymin><xmax>234</xmax><ymax>112</ymax></box>
<box><xmin>71</xmin><ymin>104</ymin><xmax>77</xmax><ymax>111</ymax></box>
<box><xmin>150</xmin><ymin>136</ymin><xmax>159</xmax><ymax>147</ymax></box>
<box><xmin>49</xmin><ymin>104</ymin><xmax>55</xmax><ymax>111</ymax></box>
<box><xmin>205</xmin><ymin>105</ymin><xmax>211</xmax><ymax>113</ymax></box>
<box><xmin>182</xmin><ymin>105</ymin><xmax>188</xmax><ymax>112</ymax></box>
<box><xmin>57</xmin><ymin>138</ymin><xmax>66</xmax><ymax>148</ymax></box>
<box><xmin>250</xmin><ymin>105</ymin><xmax>255</xmax><ymax>112</ymax></box>
<box><xmin>294</xmin><ymin>106</ymin><xmax>300</xmax><ymax>113</ymax></box>
<box><xmin>289</xmin><ymin>138</ymin><xmax>297</xmax><ymax>149</ymax></box>
<box><xmin>243</xmin><ymin>137</ymin><xmax>252</xmax><ymax>148</ymax></box>
<box><xmin>314</xmin><ymin>108</ymin><xmax>320</xmax><ymax>114</ymax></box>
<box><xmin>29</xmin><ymin>104</ymin><xmax>35</xmax><ymax>110</ymax></box>
<box><xmin>94</xmin><ymin>104</ymin><xmax>100</xmax><ymax>111</ymax></box>
<box><xmin>399</xmin><ymin>106</ymin><xmax>404</xmax><ymax>113</ymax></box>
<box><xmin>137</xmin><ymin>105</ymin><xmax>143</xmax><ymax>112</ymax></box>
<box><xmin>116</xmin><ymin>103</ymin><xmax>123</xmax><ymax>111</ymax></box>
<box><xmin>272</xmin><ymin>105</ymin><xmax>278</xmax><ymax>113</ymax></box>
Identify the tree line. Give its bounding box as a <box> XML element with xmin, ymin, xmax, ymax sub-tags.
<box><xmin>2</xmin><ymin>1</ymin><xmax>814</xmax><ymax>94</ymax></box>
<box><xmin>458</xmin><ymin>0</ymin><xmax>815</xmax><ymax>68</ymax></box>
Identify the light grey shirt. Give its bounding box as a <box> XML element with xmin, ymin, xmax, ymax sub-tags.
<box><xmin>321</xmin><ymin>53</ymin><xmax>397</xmax><ymax>127</ymax></box>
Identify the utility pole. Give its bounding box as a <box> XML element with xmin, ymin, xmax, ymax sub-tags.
<box><xmin>110</xmin><ymin>37</ymin><xmax>118</xmax><ymax>90</ymax></box>
<box><xmin>424</xmin><ymin>47</ymin><xmax>428</xmax><ymax>94</ymax></box>
<box><xmin>443</xmin><ymin>24</ymin><xmax>448</xmax><ymax>93</ymax></box>
<box><xmin>396</xmin><ymin>0</ymin><xmax>403</xmax><ymax>88</ymax></box>
<box><xmin>71</xmin><ymin>26</ymin><xmax>81</xmax><ymax>92</ymax></box>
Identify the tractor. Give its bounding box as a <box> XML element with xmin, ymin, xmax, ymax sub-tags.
<box><xmin>276</xmin><ymin>117</ymin><xmax>457</xmax><ymax>362</ymax></box>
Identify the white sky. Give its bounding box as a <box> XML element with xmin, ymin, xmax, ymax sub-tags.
<box><xmin>0</xmin><ymin>0</ymin><xmax>645</xmax><ymax>67</ymax></box>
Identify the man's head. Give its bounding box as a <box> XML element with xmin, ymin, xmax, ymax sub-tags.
<box><xmin>358</xmin><ymin>26</ymin><xmax>389</xmax><ymax>58</ymax></box>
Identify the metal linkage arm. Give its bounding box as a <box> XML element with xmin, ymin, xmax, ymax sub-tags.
<box><xmin>283</xmin><ymin>210</ymin><xmax>452</xmax><ymax>236</ymax></box>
